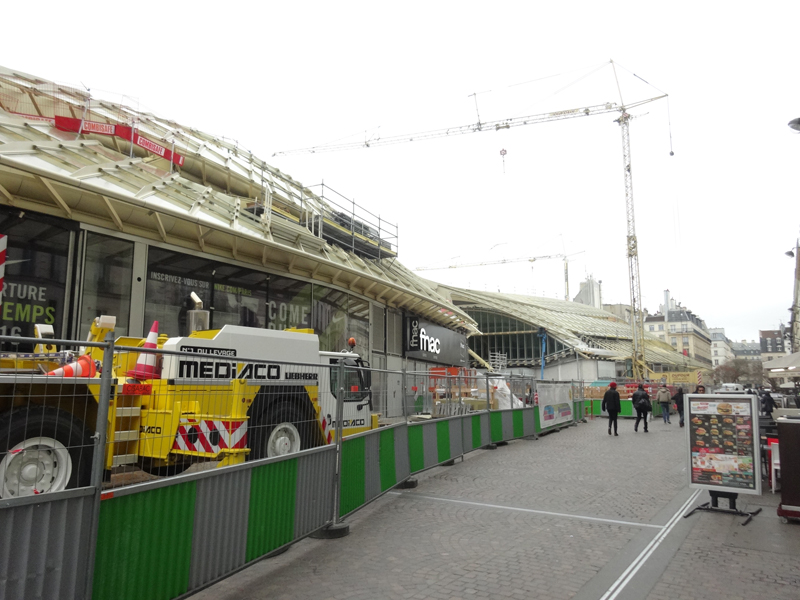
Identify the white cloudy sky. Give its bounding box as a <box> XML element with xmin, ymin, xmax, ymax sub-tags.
<box><xmin>2</xmin><ymin>1</ymin><xmax>798</xmax><ymax>342</ymax></box>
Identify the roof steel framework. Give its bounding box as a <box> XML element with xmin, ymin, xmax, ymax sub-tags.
<box><xmin>0</xmin><ymin>65</ymin><xmax>477</xmax><ymax>334</ymax></box>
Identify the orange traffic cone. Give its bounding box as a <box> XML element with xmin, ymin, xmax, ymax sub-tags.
<box><xmin>47</xmin><ymin>354</ymin><xmax>97</xmax><ymax>377</ymax></box>
<box><xmin>127</xmin><ymin>321</ymin><xmax>162</xmax><ymax>380</ymax></box>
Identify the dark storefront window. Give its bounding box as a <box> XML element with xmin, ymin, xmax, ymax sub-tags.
<box><xmin>211</xmin><ymin>263</ymin><xmax>268</xmax><ymax>329</ymax></box>
<box><xmin>0</xmin><ymin>210</ymin><xmax>72</xmax><ymax>349</ymax></box>
<box><xmin>145</xmin><ymin>248</ymin><xmax>267</xmax><ymax>337</ymax></box>
<box><xmin>142</xmin><ymin>246</ymin><xmax>377</xmax><ymax>352</ymax></box>
<box><xmin>371</xmin><ymin>304</ymin><xmax>385</xmax><ymax>352</ymax></box>
<box><xmin>79</xmin><ymin>233</ymin><xmax>134</xmax><ymax>340</ymax></box>
<box><xmin>267</xmin><ymin>275</ymin><xmax>312</xmax><ymax>331</ymax></box>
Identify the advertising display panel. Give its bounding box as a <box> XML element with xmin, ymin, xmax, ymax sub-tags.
<box><xmin>537</xmin><ymin>382</ymin><xmax>573</xmax><ymax>427</ymax></box>
<box><xmin>686</xmin><ymin>393</ymin><xmax>761</xmax><ymax>495</ymax></box>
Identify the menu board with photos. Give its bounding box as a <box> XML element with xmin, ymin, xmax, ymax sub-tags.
<box><xmin>687</xmin><ymin>394</ymin><xmax>761</xmax><ymax>495</ymax></box>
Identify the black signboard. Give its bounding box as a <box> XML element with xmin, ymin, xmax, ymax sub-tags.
<box><xmin>405</xmin><ymin>317</ymin><xmax>468</xmax><ymax>366</ymax></box>
<box><xmin>686</xmin><ymin>394</ymin><xmax>761</xmax><ymax>495</ymax></box>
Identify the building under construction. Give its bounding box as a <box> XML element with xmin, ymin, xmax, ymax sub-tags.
<box><xmin>0</xmin><ymin>65</ymin><xmax>703</xmax><ymax>389</ymax></box>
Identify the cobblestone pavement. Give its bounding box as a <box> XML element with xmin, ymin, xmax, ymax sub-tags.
<box><xmin>189</xmin><ymin>416</ymin><xmax>800</xmax><ymax>600</ymax></box>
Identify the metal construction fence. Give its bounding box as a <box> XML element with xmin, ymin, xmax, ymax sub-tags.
<box><xmin>0</xmin><ymin>333</ymin><xmax>587</xmax><ymax>600</ymax></box>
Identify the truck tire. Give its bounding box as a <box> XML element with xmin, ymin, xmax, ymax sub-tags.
<box><xmin>250</xmin><ymin>402</ymin><xmax>312</xmax><ymax>460</ymax></box>
<box><xmin>0</xmin><ymin>406</ymin><xmax>92</xmax><ymax>498</ymax></box>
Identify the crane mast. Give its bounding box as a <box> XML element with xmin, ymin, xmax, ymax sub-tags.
<box><xmin>616</xmin><ymin>109</ymin><xmax>647</xmax><ymax>380</ymax></box>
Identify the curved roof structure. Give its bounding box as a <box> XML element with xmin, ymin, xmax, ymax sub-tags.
<box><xmin>436</xmin><ymin>285</ymin><xmax>706</xmax><ymax>370</ymax></box>
<box><xmin>0</xmin><ymin>65</ymin><xmax>478</xmax><ymax>334</ymax></box>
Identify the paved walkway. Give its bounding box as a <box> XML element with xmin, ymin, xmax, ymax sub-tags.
<box><xmin>189</xmin><ymin>417</ymin><xmax>800</xmax><ymax>600</ymax></box>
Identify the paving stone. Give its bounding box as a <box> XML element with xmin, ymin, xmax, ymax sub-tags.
<box><xmin>188</xmin><ymin>418</ymin><xmax>796</xmax><ymax>600</ymax></box>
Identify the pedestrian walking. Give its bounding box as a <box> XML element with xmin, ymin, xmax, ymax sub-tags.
<box><xmin>762</xmin><ymin>390</ymin><xmax>778</xmax><ymax>419</ymax></box>
<box><xmin>656</xmin><ymin>384</ymin><xmax>672</xmax><ymax>424</ymax></box>
<box><xmin>672</xmin><ymin>387</ymin><xmax>685</xmax><ymax>427</ymax></box>
<box><xmin>633</xmin><ymin>383</ymin><xmax>650</xmax><ymax>433</ymax></box>
<box><xmin>602</xmin><ymin>381</ymin><xmax>621</xmax><ymax>436</ymax></box>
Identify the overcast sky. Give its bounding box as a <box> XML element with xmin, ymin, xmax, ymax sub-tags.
<box><xmin>2</xmin><ymin>1</ymin><xmax>798</xmax><ymax>343</ymax></box>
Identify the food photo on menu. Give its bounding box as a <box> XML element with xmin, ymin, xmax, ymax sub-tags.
<box><xmin>688</xmin><ymin>399</ymin><xmax>755</xmax><ymax>490</ymax></box>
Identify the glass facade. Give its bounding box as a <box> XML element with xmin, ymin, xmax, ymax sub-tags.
<box><xmin>467</xmin><ymin>310</ymin><xmax>565</xmax><ymax>366</ymax></box>
<box><xmin>348</xmin><ymin>295</ymin><xmax>370</xmax><ymax>352</ymax></box>
<box><xmin>79</xmin><ymin>232</ymin><xmax>134</xmax><ymax>339</ymax></box>
<box><xmin>267</xmin><ymin>276</ymin><xmax>312</xmax><ymax>331</ymax></box>
<box><xmin>0</xmin><ymin>209</ymin><xmax>72</xmax><ymax>349</ymax></box>
<box><xmin>144</xmin><ymin>248</ymin><xmax>368</xmax><ymax>351</ymax></box>
<box><xmin>0</xmin><ymin>207</ymin><xmax>472</xmax><ymax>363</ymax></box>
<box><xmin>313</xmin><ymin>285</ymin><xmax>348</xmax><ymax>352</ymax></box>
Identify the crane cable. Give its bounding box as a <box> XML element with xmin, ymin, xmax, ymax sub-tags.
<box><xmin>612</xmin><ymin>61</ymin><xmax>675</xmax><ymax>157</ymax></box>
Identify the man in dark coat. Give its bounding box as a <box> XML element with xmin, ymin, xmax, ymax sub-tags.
<box><xmin>633</xmin><ymin>383</ymin><xmax>650</xmax><ymax>433</ymax></box>
<box><xmin>762</xmin><ymin>390</ymin><xmax>778</xmax><ymax>419</ymax></box>
<box><xmin>672</xmin><ymin>387</ymin><xmax>685</xmax><ymax>427</ymax></box>
<box><xmin>602</xmin><ymin>381</ymin><xmax>621</xmax><ymax>436</ymax></box>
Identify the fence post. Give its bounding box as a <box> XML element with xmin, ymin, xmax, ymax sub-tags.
<box><xmin>532</xmin><ymin>378</ymin><xmax>539</xmax><ymax>440</ymax></box>
<box><xmin>484</xmin><ymin>373</ymin><xmax>497</xmax><ymax>449</ymax></box>
<box><xmin>401</xmin><ymin>367</ymin><xmax>408</xmax><ymax>421</ymax></box>
<box><xmin>485</xmin><ymin>372</ymin><xmax>491</xmax><ymax>412</ymax></box>
<box><xmin>83</xmin><ymin>333</ymin><xmax>116</xmax><ymax>600</ymax></box>
<box><xmin>314</xmin><ymin>359</ymin><xmax>350</xmax><ymax>538</ymax></box>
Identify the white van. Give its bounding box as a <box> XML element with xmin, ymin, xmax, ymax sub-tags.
<box><xmin>717</xmin><ymin>383</ymin><xmax>744</xmax><ymax>393</ymax></box>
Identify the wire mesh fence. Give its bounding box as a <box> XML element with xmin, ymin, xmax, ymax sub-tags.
<box><xmin>102</xmin><ymin>344</ymin><xmax>374</xmax><ymax>490</ymax></box>
<box><xmin>0</xmin><ymin>336</ymin><xmax>107</xmax><ymax>498</ymax></box>
<box><xmin>1</xmin><ymin>328</ymin><xmax>588</xmax><ymax>498</ymax></box>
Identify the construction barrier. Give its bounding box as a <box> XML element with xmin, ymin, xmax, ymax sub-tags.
<box><xmin>0</xmin><ymin>333</ymin><xmax>590</xmax><ymax>600</ymax></box>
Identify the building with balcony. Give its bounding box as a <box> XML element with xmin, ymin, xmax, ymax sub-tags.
<box><xmin>644</xmin><ymin>290</ymin><xmax>712</xmax><ymax>366</ymax></box>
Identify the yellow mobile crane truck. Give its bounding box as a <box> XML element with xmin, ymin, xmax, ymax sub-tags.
<box><xmin>0</xmin><ymin>315</ymin><xmax>376</xmax><ymax>498</ymax></box>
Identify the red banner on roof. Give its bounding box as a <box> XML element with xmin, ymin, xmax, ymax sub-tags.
<box><xmin>54</xmin><ymin>116</ymin><xmax>184</xmax><ymax>167</ymax></box>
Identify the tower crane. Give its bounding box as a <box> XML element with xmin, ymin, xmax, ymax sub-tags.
<box><xmin>415</xmin><ymin>251</ymin><xmax>585</xmax><ymax>301</ymax></box>
<box><xmin>276</xmin><ymin>61</ymin><xmax>668</xmax><ymax>380</ymax></box>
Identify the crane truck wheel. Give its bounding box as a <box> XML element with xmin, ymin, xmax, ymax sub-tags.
<box><xmin>0</xmin><ymin>406</ymin><xmax>92</xmax><ymax>498</ymax></box>
<box><xmin>250</xmin><ymin>402</ymin><xmax>313</xmax><ymax>460</ymax></box>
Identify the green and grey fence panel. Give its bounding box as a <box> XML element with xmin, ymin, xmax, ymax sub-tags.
<box><xmin>293</xmin><ymin>446</ymin><xmax>337</xmax><ymax>537</ymax></box>
<box><xmin>93</xmin><ymin>480</ymin><xmax>197</xmax><ymax>600</ymax></box>
<box><xmin>340</xmin><ymin>434</ymin><xmax>367</xmax><ymax>516</ymax></box>
<box><xmin>619</xmin><ymin>399</ymin><xmax>635</xmax><ymax>417</ymax></box>
<box><xmin>489</xmin><ymin>409</ymin><xmax>515</xmax><ymax>442</ymax></box>
<box><xmin>512</xmin><ymin>407</ymin><xmax>536</xmax><ymax>438</ymax></box>
<box><xmin>339</xmin><ymin>423</ymin><xmax>411</xmax><ymax>518</ymax></box>
<box><xmin>408</xmin><ymin>418</ymin><xmax>460</xmax><ymax>474</ymax></box>
<box><xmin>189</xmin><ymin>467</ymin><xmax>251</xmax><ymax>590</ymax></box>
<box><xmin>247</xmin><ymin>448</ymin><xmax>335</xmax><ymax>561</ymax></box>
<box><xmin>0</xmin><ymin>487</ymin><xmax>95</xmax><ymax>600</ymax></box>
<box><xmin>462</xmin><ymin>412</ymin><xmax>491</xmax><ymax>451</ymax></box>
<box><xmin>93</xmin><ymin>447</ymin><xmax>335</xmax><ymax>600</ymax></box>
<box><xmin>442</xmin><ymin>415</ymin><xmax>464</xmax><ymax>462</ymax></box>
